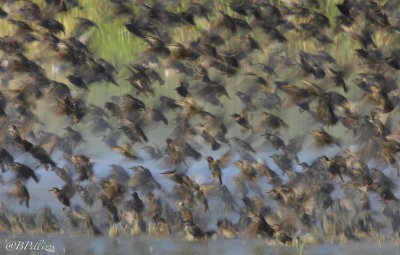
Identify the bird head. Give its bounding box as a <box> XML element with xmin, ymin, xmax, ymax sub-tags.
<box><xmin>49</xmin><ymin>187</ymin><xmax>59</xmax><ymax>193</ymax></box>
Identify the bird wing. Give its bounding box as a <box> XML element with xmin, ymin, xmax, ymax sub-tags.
<box><xmin>218</xmin><ymin>150</ymin><xmax>232</xmax><ymax>169</ymax></box>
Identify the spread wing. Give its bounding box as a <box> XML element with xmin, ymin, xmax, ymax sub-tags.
<box><xmin>217</xmin><ymin>149</ymin><xmax>232</xmax><ymax>169</ymax></box>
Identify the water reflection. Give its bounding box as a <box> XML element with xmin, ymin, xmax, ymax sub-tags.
<box><xmin>1</xmin><ymin>235</ymin><xmax>399</xmax><ymax>255</ymax></box>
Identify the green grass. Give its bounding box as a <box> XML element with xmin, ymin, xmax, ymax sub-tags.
<box><xmin>296</xmin><ymin>238</ymin><xmax>305</xmax><ymax>255</ymax></box>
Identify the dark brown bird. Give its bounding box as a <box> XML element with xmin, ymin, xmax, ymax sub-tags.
<box><xmin>319</xmin><ymin>156</ymin><xmax>344</xmax><ymax>181</ymax></box>
<box><xmin>128</xmin><ymin>165</ymin><xmax>161</xmax><ymax>192</ymax></box>
<box><xmin>234</xmin><ymin>160</ymin><xmax>258</xmax><ymax>182</ymax></box>
<box><xmin>49</xmin><ymin>187</ymin><xmax>71</xmax><ymax>210</ymax></box>
<box><xmin>119</xmin><ymin>122</ymin><xmax>148</xmax><ymax>144</ymax></box>
<box><xmin>262</xmin><ymin>133</ymin><xmax>286</xmax><ymax>150</ymax></box>
<box><xmin>10</xmin><ymin>163</ymin><xmax>38</xmax><ymax>183</ymax></box>
<box><xmin>12</xmin><ymin>181</ymin><xmax>30</xmax><ymax>208</ymax></box>
<box><xmin>38</xmin><ymin>18</ymin><xmax>65</xmax><ymax>34</ymax></box>
<box><xmin>127</xmin><ymin>192</ymin><xmax>144</xmax><ymax>219</ymax></box>
<box><xmin>147</xmin><ymin>192</ymin><xmax>162</xmax><ymax>221</ymax></box>
<box><xmin>0</xmin><ymin>148</ymin><xmax>14</xmax><ymax>172</ymax></box>
<box><xmin>142</xmin><ymin>144</ymin><xmax>162</xmax><ymax>159</ymax></box>
<box><xmin>177</xmin><ymin>201</ymin><xmax>193</xmax><ymax>225</ymax></box>
<box><xmin>260</xmin><ymin>112</ymin><xmax>288</xmax><ymax>133</ymax></box>
<box><xmin>176</xmin><ymin>82</ymin><xmax>189</xmax><ymax>97</ymax></box>
<box><xmin>85</xmin><ymin>215</ymin><xmax>102</xmax><ymax>236</ymax></box>
<box><xmin>68</xmin><ymin>154</ymin><xmax>94</xmax><ymax>181</ymax></box>
<box><xmin>231</xmin><ymin>111</ymin><xmax>254</xmax><ymax>133</ymax></box>
<box><xmin>312</xmin><ymin>127</ymin><xmax>341</xmax><ymax>147</ymax></box>
<box><xmin>67</xmin><ymin>75</ymin><xmax>88</xmax><ymax>90</ymax></box>
<box><xmin>98</xmin><ymin>194</ymin><xmax>120</xmax><ymax>224</ymax></box>
<box><xmin>99</xmin><ymin>178</ymin><xmax>126</xmax><ymax>204</ymax></box>
<box><xmin>270</xmin><ymin>153</ymin><xmax>292</xmax><ymax>173</ymax></box>
<box><xmin>28</xmin><ymin>144</ymin><xmax>56</xmax><ymax>170</ymax></box>
<box><xmin>110</xmin><ymin>143</ymin><xmax>138</xmax><ymax>160</ymax></box>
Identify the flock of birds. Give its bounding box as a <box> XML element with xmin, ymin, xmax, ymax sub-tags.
<box><xmin>0</xmin><ymin>0</ymin><xmax>400</xmax><ymax>244</ymax></box>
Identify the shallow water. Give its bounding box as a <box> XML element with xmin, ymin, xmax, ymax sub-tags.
<box><xmin>1</xmin><ymin>235</ymin><xmax>400</xmax><ymax>255</ymax></box>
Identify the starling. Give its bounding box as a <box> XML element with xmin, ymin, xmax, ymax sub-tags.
<box><xmin>67</xmin><ymin>75</ymin><xmax>88</xmax><ymax>90</ymax></box>
<box><xmin>217</xmin><ymin>219</ymin><xmax>237</xmax><ymax>239</ymax></box>
<box><xmin>231</xmin><ymin>111</ymin><xmax>254</xmax><ymax>133</ymax></box>
<box><xmin>12</xmin><ymin>181</ymin><xmax>30</xmax><ymax>208</ymax></box>
<box><xmin>262</xmin><ymin>133</ymin><xmax>286</xmax><ymax>150</ymax></box>
<box><xmin>85</xmin><ymin>215</ymin><xmax>102</xmax><ymax>236</ymax></box>
<box><xmin>176</xmin><ymin>82</ymin><xmax>189</xmax><ymax>97</ymax></box>
<box><xmin>0</xmin><ymin>148</ymin><xmax>14</xmax><ymax>172</ymax></box>
<box><xmin>260</xmin><ymin>112</ymin><xmax>288</xmax><ymax>133</ymax></box>
<box><xmin>110</xmin><ymin>143</ymin><xmax>138</xmax><ymax>160</ymax></box>
<box><xmin>99</xmin><ymin>177</ymin><xmax>126</xmax><ymax>204</ymax></box>
<box><xmin>312</xmin><ymin>127</ymin><xmax>341</xmax><ymax>147</ymax></box>
<box><xmin>234</xmin><ymin>160</ymin><xmax>257</xmax><ymax>182</ymax></box>
<box><xmin>206</xmin><ymin>150</ymin><xmax>231</xmax><ymax>184</ymax></box>
<box><xmin>147</xmin><ymin>192</ymin><xmax>162</xmax><ymax>221</ymax></box>
<box><xmin>319</xmin><ymin>156</ymin><xmax>344</xmax><ymax>181</ymax></box>
<box><xmin>128</xmin><ymin>166</ymin><xmax>161</xmax><ymax>192</ymax></box>
<box><xmin>183</xmin><ymin>223</ymin><xmax>215</xmax><ymax>241</ymax></box>
<box><xmin>69</xmin><ymin>154</ymin><xmax>94</xmax><ymax>181</ymax></box>
<box><xmin>177</xmin><ymin>201</ymin><xmax>193</xmax><ymax>225</ymax></box>
<box><xmin>10</xmin><ymin>163</ymin><xmax>38</xmax><ymax>183</ymax></box>
<box><xmin>49</xmin><ymin>187</ymin><xmax>71</xmax><ymax>210</ymax></box>
<box><xmin>98</xmin><ymin>194</ymin><xmax>120</xmax><ymax>224</ymax></box>
<box><xmin>142</xmin><ymin>144</ymin><xmax>162</xmax><ymax>159</ymax></box>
